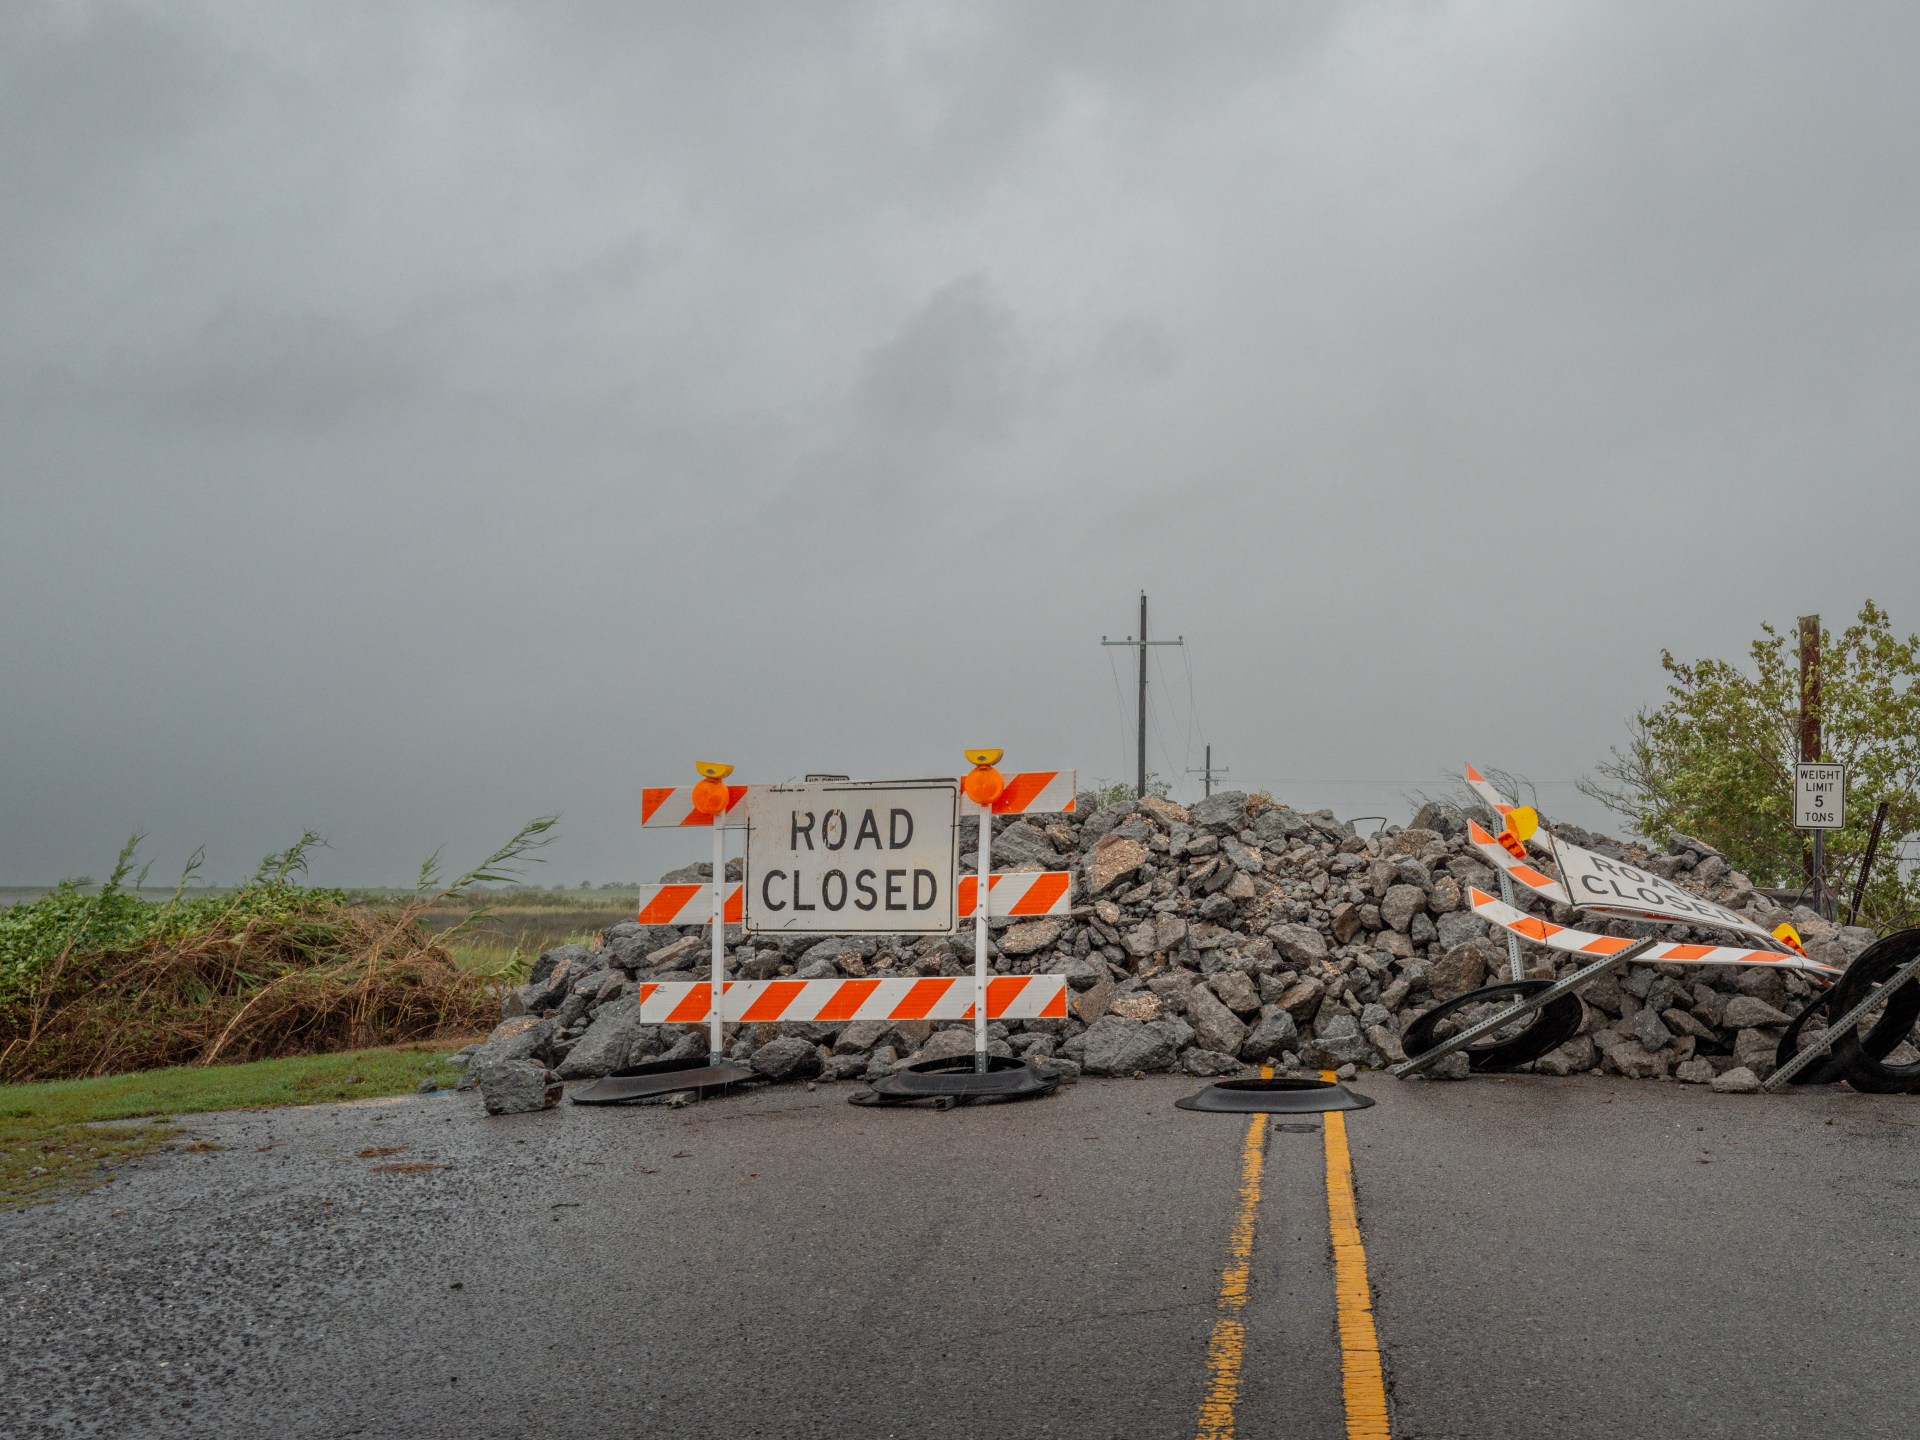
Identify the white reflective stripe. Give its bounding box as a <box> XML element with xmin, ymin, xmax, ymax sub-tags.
<box><xmin>634</xmin><ymin>974</ymin><xmax>1070</xmax><ymax>1023</ymax></box>
<box><xmin>639</xmin><ymin>785</ymin><xmax>752</xmax><ymax>829</ymax></box>
<box><xmin>1465</xmin><ymin>887</ymin><xmax>1838</xmax><ymax>976</ymax></box>
<box><xmin>1462</xmin><ymin>763</ymin><xmax>1515</xmax><ymax>817</ymax></box>
<box><xmin>958</xmin><ymin>871</ymin><xmax>1073</xmax><ymax>918</ymax></box>
<box><xmin>1466</xmin><ymin>820</ymin><xmax>1571</xmax><ymax>904</ymax></box>
<box><xmin>635</xmin><ymin>883</ymin><xmax>742</xmax><ymax>925</ymax></box>
<box><xmin>1461</xmin><ymin>763</ymin><xmax>1555</xmax><ymax>855</ymax></box>
<box><xmin>971</xmin><ymin>770</ymin><xmax>1078</xmax><ymax>815</ymax></box>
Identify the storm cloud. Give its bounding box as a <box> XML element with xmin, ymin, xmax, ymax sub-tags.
<box><xmin>5</xmin><ymin>1</ymin><xmax>1918</xmax><ymax>885</ymax></box>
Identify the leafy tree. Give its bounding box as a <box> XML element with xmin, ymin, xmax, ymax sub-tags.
<box><xmin>1582</xmin><ymin>601</ymin><xmax>1920</xmax><ymax>929</ymax></box>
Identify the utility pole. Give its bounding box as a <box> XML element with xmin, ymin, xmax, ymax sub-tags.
<box><xmin>1187</xmin><ymin>743</ymin><xmax>1228</xmax><ymax>798</ymax></box>
<box><xmin>1101</xmin><ymin>590</ymin><xmax>1183</xmax><ymax>798</ymax></box>
<box><xmin>1799</xmin><ymin>614</ymin><xmax>1824</xmax><ymax>916</ymax></box>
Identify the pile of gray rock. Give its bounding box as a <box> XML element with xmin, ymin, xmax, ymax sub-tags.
<box><xmin>460</xmin><ymin>791</ymin><xmax>1879</xmax><ymax>1112</ymax></box>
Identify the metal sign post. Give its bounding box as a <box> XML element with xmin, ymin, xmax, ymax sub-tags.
<box><xmin>709</xmin><ymin>816</ymin><xmax>727</xmax><ymax>1064</ymax></box>
<box><xmin>962</xmin><ymin>750</ymin><xmax>1005</xmax><ymax>1074</ymax></box>
<box><xmin>1795</xmin><ymin>762</ymin><xmax>1846</xmax><ymax>920</ymax></box>
<box><xmin>1497</xmin><ymin>871</ymin><xmax>1526</xmax><ymax>982</ymax></box>
<box><xmin>973</xmin><ymin>787</ymin><xmax>993</xmax><ymax>1072</ymax></box>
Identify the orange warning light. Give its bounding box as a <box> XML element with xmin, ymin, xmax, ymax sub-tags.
<box><xmin>1495</xmin><ymin>828</ymin><xmax>1528</xmax><ymax>861</ymax></box>
<box><xmin>690</xmin><ymin>761</ymin><xmax>734</xmax><ymax>816</ymax></box>
<box><xmin>962</xmin><ymin>749</ymin><xmax>1006</xmax><ymax>807</ymax></box>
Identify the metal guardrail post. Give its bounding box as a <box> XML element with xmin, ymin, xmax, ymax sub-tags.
<box><xmin>1390</xmin><ymin>938</ymin><xmax>1658</xmax><ymax>1078</ymax></box>
<box><xmin>1762</xmin><ymin>948</ymin><xmax>1920</xmax><ymax>1091</ymax></box>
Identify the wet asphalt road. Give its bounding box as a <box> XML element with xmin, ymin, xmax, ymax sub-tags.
<box><xmin>3</xmin><ymin>1073</ymin><xmax>1917</xmax><ymax>1440</ymax></box>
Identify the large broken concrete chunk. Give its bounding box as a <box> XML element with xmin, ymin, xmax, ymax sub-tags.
<box><xmin>478</xmin><ymin>1060</ymin><xmax>563</xmax><ymax>1115</ymax></box>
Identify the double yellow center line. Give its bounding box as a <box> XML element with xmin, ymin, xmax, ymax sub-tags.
<box><xmin>1193</xmin><ymin>1076</ymin><xmax>1392</xmax><ymax>1439</ymax></box>
<box><xmin>1323</xmin><ymin>1104</ymin><xmax>1391</xmax><ymax>1438</ymax></box>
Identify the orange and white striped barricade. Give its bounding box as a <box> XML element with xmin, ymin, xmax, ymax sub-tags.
<box><xmin>634</xmin><ymin>974</ymin><xmax>1069</xmax><ymax>1025</ymax></box>
<box><xmin>610</xmin><ymin>761</ymin><xmax>1078</xmax><ymax>1104</ymax></box>
<box><xmin>1390</xmin><ymin>886</ymin><xmax>1842</xmax><ymax>1080</ymax></box>
<box><xmin>1463</xmin><ymin>765</ymin><xmax>1791</xmax><ymax>953</ymax></box>
<box><xmin>958</xmin><ymin>754</ymin><xmax>1076</xmax><ymax>1073</ymax></box>
<box><xmin>635</xmin><ymin>883</ymin><xmax>743</xmax><ymax>927</ymax></box>
<box><xmin>957</xmin><ymin>870</ymin><xmax>1073</xmax><ymax>919</ymax></box>
<box><xmin>635</xmin><ymin>763</ymin><xmax>751</xmax><ymax>1069</ymax></box>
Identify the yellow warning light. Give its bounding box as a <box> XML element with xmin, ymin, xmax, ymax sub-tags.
<box><xmin>1506</xmin><ymin>806</ymin><xmax>1540</xmax><ymax>843</ymax></box>
<box><xmin>962</xmin><ymin>749</ymin><xmax>1007</xmax><ymax>806</ymax></box>
<box><xmin>1772</xmin><ymin>922</ymin><xmax>1807</xmax><ymax>956</ymax></box>
<box><xmin>691</xmin><ymin>761</ymin><xmax>734</xmax><ymax>816</ymax></box>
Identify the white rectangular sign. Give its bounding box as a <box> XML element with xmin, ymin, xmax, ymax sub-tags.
<box><xmin>744</xmin><ymin>779</ymin><xmax>958</xmax><ymax>934</ymax></box>
<box><xmin>1549</xmin><ymin>834</ymin><xmax>1786</xmax><ymax>949</ymax></box>
<box><xmin>1795</xmin><ymin>763</ymin><xmax>1846</xmax><ymax>830</ymax></box>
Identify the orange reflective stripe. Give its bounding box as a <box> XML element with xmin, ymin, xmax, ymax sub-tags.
<box><xmin>665</xmin><ymin>985</ymin><xmax>711</xmax><ymax>1023</ymax></box>
<box><xmin>640</xmin><ymin>787</ymin><xmax>672</xmax><ymax>825</ymax></box>
<box><xmin>1009</xmin><ymin>872</ymin><xmax>1071</xmax><ymax>915</ymax></box>
<box><xmin>1579</xmin><ymin>935</ymin><xmax>1632</xmax><ymax>954</ymax></box>
<box><xmin>1665</xmin><ymin>944</ymin><xmax>1714</xmax><ymax>961</ymax></box>
<box><xmin>738</xmin><ymin>980</ymin><xmax>805</xmax><ymax>1022</ymax></box>
<box><xmin>984</xmin><ymin>976</ymin><xmax>1028</xmax><ymax>1016</ymax></box>
<box><xmin>637</xmin><ymin>883</ymin><xmax>702</xmax><ymax>924</ymax></box>
<box><xmin>993</xmin><ymin>771</ymin><xmax>1056</xmax><ymax>813</ymax></box>
<box><xmin>892</xmin><ymin>977</ymin><xmax>955</xmax><ymax>1020</ymax></box>
<box><xmin>815</xmin><ymin>978</ymin><xmax>881</xmax><ymax>1021</ymax></box>
<box><xmin>721</xmin><ymin>887</ymin><xmax>742</xmax><ymax>924</ymax></box>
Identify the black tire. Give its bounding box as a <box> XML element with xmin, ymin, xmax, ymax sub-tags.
<box><xmin>1776</xmin><ymin>989</ymin><xmax>1850</xmax><ymax>1086</ymax></box>
<box><xmin>1830</xmin><ymin>929</ymin><xmax>1920</xmax><ymax>1094</ymax></box>
<box><xmin>1401</xmin><ymin>980</ymin><xmax>1586</xmax><ymax>1073</ymax></box>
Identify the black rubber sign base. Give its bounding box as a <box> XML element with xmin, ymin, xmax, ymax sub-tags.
<box><xmin>570</xmin><ymin>1056</ymin><xmax>760</xmax><ymax>1105</ymax></box>
<box><xmin>1175</xmin><ymin>1076</ymin><xmax>1376</xmax><ymax>1114</ymax></box>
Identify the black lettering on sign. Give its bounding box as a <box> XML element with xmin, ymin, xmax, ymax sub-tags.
<box><xmin>912</xmin><ymin>869</ymin><xmax>937</xmax><ymax>910</ymax></box>
<box><xmin>792</xmin><ymin>871</ymin><xmax>816</xmax><ymax>911</ymax></box>
<box><xmin>885</xmin><ymin>869</ymin><xmax>906</xmax><ymax>909</ymax></box>
<box><xmin>890</xmin><ymin>809</ymin><xmax>914</xmax><ymax>848</ymax></box>
<box><xmin>1578</xmin><ymin>875</ymin><xmax>1607</xmax><ymax>897</ymax></box>
<box><xmin>790</xmin><ymin>811</ymin><xmax>815</xmax><ymax>850</ymax></box>
<box><xmin>854</xmin><ymin>870</ymin><xmax>878</xmax><ymax>911</ymax></box>
<box><xmin>761</xmin><ymin>869</ymin><xmax>788</xmax><ymax>912</ymax></box>
<box><xmin>822</xmin><ymin>871</ymin><xmax>847</xmax><ymax>911</ymax></box>
<box><xmin>822</xmin><ymin>809</ymin><xmax>847</xmax><ymax>851</ymax></box>
<box><xmin>855</xmin><ymin>810</ymin><xmax>882</xmax><ymax>850</ymax></box>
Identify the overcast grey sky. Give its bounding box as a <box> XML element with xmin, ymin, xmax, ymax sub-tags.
<box><xmin>5</xmin><ymin>0</ymin><xmax>1918</xmax><ymax>887</ymax></box>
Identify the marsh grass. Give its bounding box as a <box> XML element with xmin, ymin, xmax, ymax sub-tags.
<box><xmin>1</xmin><ymin>820</ymin><xmax>557</xmax><ymax>1083</ymax></box>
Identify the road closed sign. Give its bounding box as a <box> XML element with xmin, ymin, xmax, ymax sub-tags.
<box><xmin>744</xmin><ymin>779</ymin><xmax>959</xmax><ymax>934</ymax></box>
<box><xmin>1795</xmin><ymin>763</ymin><xmax>1846</xmax><ymax>830</ymax></box>
<box><xmin>1548</xmin><ymin>833</ymin><xmax>1787</xmax><ymax>949</ymax></box>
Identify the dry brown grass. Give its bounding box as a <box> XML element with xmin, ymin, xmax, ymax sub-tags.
<box><xmin>0</xmin><ymin>898</ymin><xmax>496</xmax><ymax>1084</ymax></box>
